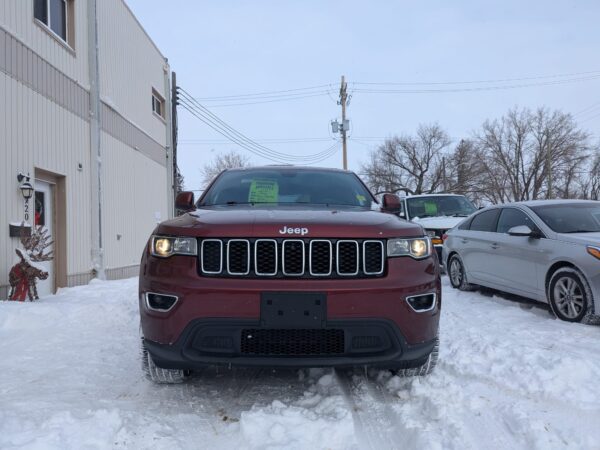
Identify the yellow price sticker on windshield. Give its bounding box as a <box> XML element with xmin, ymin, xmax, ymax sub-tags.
<box><xmin>248</xmin><ymin>179</ymin><xmax>279</xmax><ymax>203</ymax></box>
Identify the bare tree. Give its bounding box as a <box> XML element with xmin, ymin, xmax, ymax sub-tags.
<box><xmin>474</xmin><ymin>107</ymin><xmax>590</xmax><ymax>202</ymax></box>
<box><xmin>361</xmin><ymin>124</ymin><xmax>451</xmax><ymax>195</ymax></box>
<box><xmin>201</xmin><ymin>150</ymin><xmax>250</xmax><ymax>188</ymax></box>
<box><xmin>578</xmin><ymin>153</ymin><xmax>600</xmax><ymax>200</ymax></box>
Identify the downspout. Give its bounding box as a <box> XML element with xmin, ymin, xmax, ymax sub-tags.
<box><xmin>163</xmin><ymin>60</ymin><xmax>174</xmax><ymax>218</ymax></box>
<box><xmin>87</xmin><ymin>0</ymin><xmax>105</xmax><ymax>279</ymax></box>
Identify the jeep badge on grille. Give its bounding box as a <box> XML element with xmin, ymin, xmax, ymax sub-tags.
<box><xmin>279</xmin><ymin>226</ymin><xmax>309</xmax><ymax>236</ymax></box>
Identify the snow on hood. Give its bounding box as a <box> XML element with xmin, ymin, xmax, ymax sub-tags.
<box><xmin>411</xmin><ymin>215</ymin><xmax>466</xmax><ymax>230</ymax></box>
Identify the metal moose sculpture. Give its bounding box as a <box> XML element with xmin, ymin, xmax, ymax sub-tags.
<box><xmin>8</xmin><ymin>225</ymin><xmax>53</xmax><ymax>301</ymax></box>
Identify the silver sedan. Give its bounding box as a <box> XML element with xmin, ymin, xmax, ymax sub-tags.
<box><xmin>442</xmin><ymin>200</ymin><xmax>600</xmax><ymax>324</ymax></box>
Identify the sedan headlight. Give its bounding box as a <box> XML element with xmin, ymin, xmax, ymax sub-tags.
<box><xmin>151</xmin><ymin>236</ymin><xmax>197</xmax><ymax>257</ymax></box>
<box><xmin>387</xmin><ymin>237</ymin><xmax>431</xmax><ymax>259</ymax></box>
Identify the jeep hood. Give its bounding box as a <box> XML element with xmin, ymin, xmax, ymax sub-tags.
<box><xmin>156</xmin><ymin>207</ymin><xmax>424</xmax><ymax>239</ymax></box>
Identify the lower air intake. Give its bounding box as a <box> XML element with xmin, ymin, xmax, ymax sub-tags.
<box><xmin>240</xmin><ymin>329</ymin><xmax>345</xmax><ymax>355</ymax></box>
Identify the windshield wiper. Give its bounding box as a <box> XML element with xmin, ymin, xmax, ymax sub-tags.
<box><xmin>452</xmin><ymin>213</ymin><xmax>469</xmax><ymax>217</ymax></box>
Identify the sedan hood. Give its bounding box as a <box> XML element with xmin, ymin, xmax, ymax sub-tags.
<box><xmin>412</xmin><ymin>215</ymin><xmax>466</xmax><ymax>230</ymax></box>
<box><xmin>156</xmin><ymin>207</ymin><xmax>424</xmax><ymax>239</ymax></box>
<box><xmin>556</xmin><ymin>232</ymin><xmax>600</xmax><ymax>247</ymax></box>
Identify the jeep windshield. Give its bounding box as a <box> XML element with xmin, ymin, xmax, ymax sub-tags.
<box><xmin>407</xmin><ymin>195</ymin><xmax>476</xmax><ymax>219</ymax></box>
<box><xmin>199</xmin><ymin>168</ymin><xmax>376</xmax><ymax>209</ymax></box>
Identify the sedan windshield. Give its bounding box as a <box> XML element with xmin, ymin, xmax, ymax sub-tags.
<box><xmin>530</xmin><ymin>203</ymin><xmax>600</xmax><ymax>233</ymax></box>
<box><xmin>199</xmin><ymin>168</ymin><xmax>375</xmax><ymax>208</ymax></box>
<box><xmin>406</xmin><ymin>195</ymin><xmax>476</xmax><ymax>219</ymax></box>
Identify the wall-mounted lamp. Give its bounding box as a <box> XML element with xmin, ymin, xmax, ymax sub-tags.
<box><xmin>20</xmin><ymin>181</ymin><xmax>34</xmax><ymax>200</ymax></box>
<box><xmin>17</xmin><ymin>172</ymin><xmax>34</xmax><ymax>200</ymax></box>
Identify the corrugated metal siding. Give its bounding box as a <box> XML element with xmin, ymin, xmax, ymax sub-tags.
<box><xmin>0</xmin><ymin>0</ymin><xmax>89</xmax><ymax>88</ymax></box>
<box><xmin>0</xmin><ymin>72</ymin><xmax>92</xmax><ymax>290</ymax></box>
<box><xmin>101</xmin><ymin>132</ymin><xmax>168</xmax><ymax>270</ymax></box>
<box><xmin>97</xmin><ymin>0</ymin><xmax>167</xmax><ymax>146</ymax></box>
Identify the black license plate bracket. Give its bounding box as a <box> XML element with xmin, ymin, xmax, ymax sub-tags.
<box><xmin>260</xmin><ymin>292</ymin><xmax>327</xmax><ymax>328</ymax></box>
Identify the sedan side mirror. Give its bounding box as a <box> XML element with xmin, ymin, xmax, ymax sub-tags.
<box><xmin>508</xmin><ymin>225</ymin><xmax>538</xmax><ymax>237</ymax></box>
<box><xmin>175</xmin><ymin>191</ymin><xmax>195</xmax><ymax>212</ymax></box>
<box><xmin>381</xmin><ymin>193</ymin><xmax>401</xmax><ymax>215</ymax></box>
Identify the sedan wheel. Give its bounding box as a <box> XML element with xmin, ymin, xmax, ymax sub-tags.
<box><xmin>553</xmin><ymin>277</ymin><xmax>584</xmax><ymax>319</ymax></box>
<box><xmin>548</xmin><ymin>268</ymin><xmax>595</xmax><ymax>324</ymax></box>
<box><xmin>448</xmin><ymin>255</ymin><xmax>475</xmax><ymax>291</ymax></box>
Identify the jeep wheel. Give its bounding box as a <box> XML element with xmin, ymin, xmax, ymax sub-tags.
<box><xmin>141</xmin><ymin>340</ymin><xmax>191</xmax><ymax>384</ymax></box>
<box><xmin>448</xmin><ymin>254</ymin><xmax>475</xmax><ymax>291</ymax></box>
<box><xmin>548</xmin><ymin>267</ymin><xmax>597</xmax><ymax>324</ymax></box>
<box><xmin>395</xmin><ymin>337</ymin><xmax>439</xmax><ymax>377</ymax></box>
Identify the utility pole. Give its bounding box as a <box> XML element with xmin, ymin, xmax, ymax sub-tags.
<box><xmin>339</xmin><ymin>75</ymin><xmax>348</xmax><ymax>170</ymax></box>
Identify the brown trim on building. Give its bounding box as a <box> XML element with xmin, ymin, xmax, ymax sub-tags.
<box><xmin>101</xmin><ymin>103</ymin><xmax>167</xmax><ymax>167</ymax></box>
<box><xmin>34</xmin><ymin>168</ymin><xmax>68</xmax><ymax>292</ymax></box>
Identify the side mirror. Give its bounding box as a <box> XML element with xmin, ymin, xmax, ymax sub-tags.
<box><xmin>175</xmin><ymin>191</ymin><xmax>195</xmax><ymax>212</ymax></box>
<box><xmin>508</xmin><ymin>225</ymin><xmax>536</xmax><ymax>237</ymax></box>
<box><xmin>381</xmin><ymin>193</ymin><xmax>401</xmax><ymax>215</ymax></box>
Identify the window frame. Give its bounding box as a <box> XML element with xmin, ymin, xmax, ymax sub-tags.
<box><xmin>33</xmin><ymin>0</ymin><xmax>75</xmax><ymax>50</ymax></box>
<box><xmin>496</xmin><ymin>207</ymin><xmax>539</xmax><ymax>235</ymax></box>
<box><xmin>468</xmin><ymin>208</ymin><xmax>501</xmax><ymax>233</ymax></box>
<box><xmin>152</xmin><ymin>88</ymin><xmax>166</xmax><ymax>120</ymax></box>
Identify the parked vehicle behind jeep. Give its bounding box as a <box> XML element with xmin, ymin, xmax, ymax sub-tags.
<box><xmin>399</xmin><ymin>194</ymin><xmax>477</xmax><ymax>261</ymax></box>
<box><xmin>139</xmin><ymin>167</ymin><xmax>441</xmax><ymax>383</ymax></box>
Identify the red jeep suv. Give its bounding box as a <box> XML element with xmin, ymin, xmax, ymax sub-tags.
<box><xmin>139</xmin><ymin>167</ymin><xmax>440</xmax><ymax>383</ymax></box>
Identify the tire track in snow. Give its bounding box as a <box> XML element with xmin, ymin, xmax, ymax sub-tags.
<box><xmin>335</xmin><ymin>369</ymin><xmax>408</xmax><ymax>450</ymax></box>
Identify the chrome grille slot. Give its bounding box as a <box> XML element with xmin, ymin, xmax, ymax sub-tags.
<box><xmin>227</xmin><ymin>239</ymin><xmax>250</xmax><ymax>275</ymax></box>
<box><xmin>310</xmin><ymin>240</ymin><xmax>332</xmax><ymax>276</ymax></box>
<box><xmin>201</xmin><ymin>239</ymin><xmax>223</xmax><ymax>274</ymax></box>
<box><xmin>255</xmin><ymin>239</ymin><xmax>278</xmax><ymax>276</ymax></box>
<box><xmin>282</xmin><ymin>240</ymin><xmax>305</xmax><ymax>276</ymax></box>
<box><xmin>337</xmin><ymin>240</ymin><xmax>359</xmax><ymax>276</ymax></box>
<box><xmin>363</xmin><ymin>240</ymin><xmax>385</xmax><ymax>275</ymax></box>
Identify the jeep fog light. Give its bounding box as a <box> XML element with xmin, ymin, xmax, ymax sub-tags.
<box><xmin>145</xmin><ymin>292</ymin><xmax>178</xmax><ymax>312</ymax></box>
<box><xmin>406</xmin><ymin>293</ymin><xmax>436</xmax><ymax>312</ymax></box>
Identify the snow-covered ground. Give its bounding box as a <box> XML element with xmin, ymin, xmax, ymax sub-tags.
<box><xmin>1</xmin><ymin>277</ymin><xmax>599</xmax><ymax>450</ymax></box>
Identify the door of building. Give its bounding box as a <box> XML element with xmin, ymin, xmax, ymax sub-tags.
<box><xmin>34</xmin><ymin>179</ymin><xmax>55</xmax><ymax>296</ymax></box>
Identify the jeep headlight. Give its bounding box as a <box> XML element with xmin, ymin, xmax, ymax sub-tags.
<box><xmin>387</xmin><ymin>238</ymin><xmax>431</xmax><ymax>259</ymax></box>
<box><xmin>151</xmin><ymin>236</ymin><xmax>197</xmax><ymax>257</ymax></box>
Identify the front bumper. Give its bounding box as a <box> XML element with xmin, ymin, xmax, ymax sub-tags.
<box><xmin>139</xmin><ymin>253</ymin><xmax>441</xmax><ymax>367</ymax></box>
<box><xmin>144</xmin><ymin>318</ymin><xmax>438</xmax><ymax>369</ymax></box>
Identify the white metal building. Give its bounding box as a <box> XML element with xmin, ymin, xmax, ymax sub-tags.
<box><xmin>0</xmin><ymin>0</ymin><xmax>174</xmax><ymax>298</ymax></box>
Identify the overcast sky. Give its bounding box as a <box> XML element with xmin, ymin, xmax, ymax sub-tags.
<box><xmin>127</xmin><ymin>0</ymin><xmax>600</xmax><ymax>192</ymax></box>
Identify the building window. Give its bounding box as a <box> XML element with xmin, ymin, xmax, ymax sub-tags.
<box><xmin>152</xmin><ymin>89</ymin><xmax>166</xmax><ymax>119</ymax></box>
<box><xmin>34</xmin><ymin>0</ymin><xmax>74</xmax><ymax>47</ymax></box>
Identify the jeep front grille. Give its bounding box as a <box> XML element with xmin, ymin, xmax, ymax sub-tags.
<box><xmin>198</xmin><ymin>238</ymin><xmax>385</xmax><ymax>279</ymax></box>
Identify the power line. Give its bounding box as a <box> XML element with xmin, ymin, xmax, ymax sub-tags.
<box><xmin>178</xmin><ymin>92</ymin><xmax>340</xmax><ymax>162</ymax></box>
<box><xmin>179</xmin><ymin>137</ymin><xmax>335</xmax><ymax>144</ymax></box>
<box><xmin>352</xmin><ymin>74</ymin><xmax>600</xmax><ymax>94</ymax></box>
<box><xmin>202</xmin><ymin>91</ymin><xmax>333</xmax><ymax>108</ymax></box>
<box><xmin>194</xmin><ymin>83</ymin><xmax>332</xmax><ymax>101</ymax></box>
<box><xmin>177</xmin><ymin>89</ymin><xmax>341</xmax><ymax>164</ymax></box>
<box><xmin>179</xmin><ymin>100</ymin><xmax>340</xmax><ymax>164</ymax></box>
<box><xmin>353</xmin><ymin>70</ymin><xmax>600</xmax><ymax>86</ymax></box>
